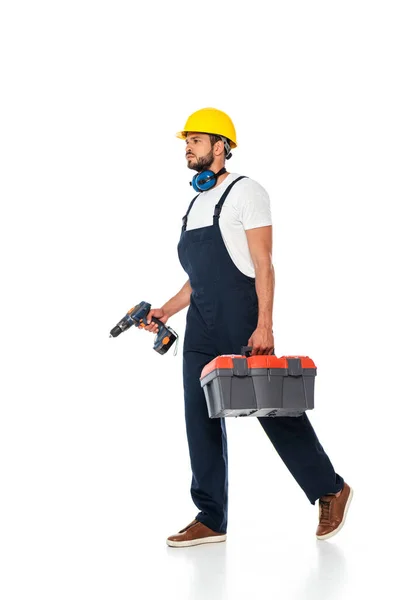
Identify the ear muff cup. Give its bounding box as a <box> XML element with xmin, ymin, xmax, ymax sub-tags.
<box><xmin>190</xmin><ymin>167</ymin><xmax>227</xmax><ymax>192</ymax></box>
<box><xmin>191</xmin><ymin>170</ymin><xmax>217</xmax><ymax>192</ymax></box>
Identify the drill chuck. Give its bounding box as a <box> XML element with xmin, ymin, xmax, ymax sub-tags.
<box><xmin>109</xmin><ymin>314</ymin><xmax>134</xmax><ymax>338</ymax></box>
<box><xmin>109</xmin><ymin>324</ymin><xmax>123</xmax><ymax>337</ymax></box>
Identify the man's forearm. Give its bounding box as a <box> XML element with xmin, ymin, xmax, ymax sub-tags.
<box><xmin>254</xmin><ymin>263</ymin><xmax>275</xmax><ymax>327</ymax></box>
<box><xmin>161</xmin><ymin>279</ymin><xmax>192</xmax><ymax>317</ymax></box>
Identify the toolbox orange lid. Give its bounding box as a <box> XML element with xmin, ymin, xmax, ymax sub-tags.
<box><xmin>200</xmin><ymin>354</ymin><xmax>316</xmax><ymax>379</ymax></box>
<box><xmin>249</xmin><ymin>355</ymin><xmax>316</xmax><ymax>369</ymax></box>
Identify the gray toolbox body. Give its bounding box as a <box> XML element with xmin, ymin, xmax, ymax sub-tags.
<box><xmin>200</xmin><ymin>348</ymin><xmax>317</xmax><ymax>418</ymax></box>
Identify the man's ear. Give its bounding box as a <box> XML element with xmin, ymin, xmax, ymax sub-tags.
<box><xmin>213</xmin><ymin>139</ymin><xmax>225</xmax><ymax>157</ymax></box>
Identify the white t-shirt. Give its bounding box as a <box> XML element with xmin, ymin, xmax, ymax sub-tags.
<box><xmin>184</xmin><ymin>172</ymin><xmax>272</xmax><ymax>278</ymax></box>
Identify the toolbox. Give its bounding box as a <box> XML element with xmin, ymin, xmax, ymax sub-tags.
<box><xmin>200</xmin><ymin>346</ymin><xmax>317</xmax><ymax>418</ymax></box>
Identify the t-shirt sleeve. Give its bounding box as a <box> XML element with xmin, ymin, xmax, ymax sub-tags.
<box><xmin>238</xmin><ymin>180</ymin><xmax>272</xmax><ymax>230</ymax></box>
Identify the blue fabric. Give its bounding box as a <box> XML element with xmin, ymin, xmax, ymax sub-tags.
<box><xmin>177</xmin><ymin>177</ymin><xmax>344</xmax><ymax>534</ymax></box>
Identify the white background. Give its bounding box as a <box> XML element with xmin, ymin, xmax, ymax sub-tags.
<box><xmin>1</xmin><ymin>1</ymin><xmax>399</xmax><ymax>599</ymax></box>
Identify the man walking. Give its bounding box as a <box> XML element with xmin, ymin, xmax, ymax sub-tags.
<box><xmin>144</xmin><ymin>108</ymin><xmax>353</xmax><ymax>547</ymax></box>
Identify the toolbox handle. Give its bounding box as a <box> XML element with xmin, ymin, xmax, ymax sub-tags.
<box><xmin>241</xmin><ymin>345</ymin><xmax>275</xmax><ymax>357</ymax></box>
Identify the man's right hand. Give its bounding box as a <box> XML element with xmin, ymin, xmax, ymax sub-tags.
<box><xmin>143</xmin><ymin>308</ymin><xmax>169</xmax><ymax>334</ymax></box>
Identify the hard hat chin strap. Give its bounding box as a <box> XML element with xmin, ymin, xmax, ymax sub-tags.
<box><xmin>219</xmin><ymin>136</ymin><xmax>232</xmax><ymax>160</ymax></box>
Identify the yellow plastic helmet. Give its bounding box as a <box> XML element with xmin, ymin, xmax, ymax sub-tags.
<box><xmin>176</xmin><ymin>107</ymin><xmax>237</xmax><ymax>148</ymax></box>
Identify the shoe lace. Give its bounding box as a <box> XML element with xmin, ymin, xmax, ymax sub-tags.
<box><xmin>319</xmin><ymin>499</ymin><xmax>332</xmax><ymax>523</ymax></box>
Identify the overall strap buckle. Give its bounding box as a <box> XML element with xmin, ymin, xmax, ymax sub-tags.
<box><xmin>213</xmin><ymin>205</ymin><xmax>222</xmax><ymax>219</ymax></box>
<box><xmin>182</xmin><ymin>194</ymin><xmax>200</xmax><ymax>231</ymax></box>
<box><xmin>213</xmin><ymin>175</ymin><xmax>248</xmax><ymax>220</ymax></box>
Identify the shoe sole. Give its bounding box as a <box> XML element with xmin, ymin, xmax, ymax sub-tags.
<box><xmin>316</xmin><ymin>486</ymin><xmax>354</xmax><ymax>540</ymax></box>
<box><xmin>166</xmin><ymin>534</ymin><xmax>227</xmax><ymax>548</ymax></box>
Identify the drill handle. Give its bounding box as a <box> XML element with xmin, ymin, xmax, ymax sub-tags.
<box><xmin>151</xmin><ymin>316</ymin><xmax>168</xmax><ymax>329</ymax></box>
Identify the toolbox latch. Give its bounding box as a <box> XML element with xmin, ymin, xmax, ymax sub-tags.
<box><xmin>232</xmin><ymin>358</ymin><xmax>249</xmax><ymax>377</ymax></box>
<box><xmin>287</xmin><ymin>358</ymin><xmax>303</xmax><ymax>376</ymax></box>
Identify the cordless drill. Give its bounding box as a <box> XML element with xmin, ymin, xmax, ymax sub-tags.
<box><xmin>109</xmin><ymin>301</ymin><xmax>178</xmax><ymax>355</ymax></box>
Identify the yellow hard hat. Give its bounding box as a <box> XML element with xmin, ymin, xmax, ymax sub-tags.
<box><xmin>176</xmin><ymin>107</ymin><xmax>237</xmax><ymax>148</ymax></box>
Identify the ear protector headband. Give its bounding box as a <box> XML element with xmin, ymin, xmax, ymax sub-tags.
<box><xmin>190</xmin><ymin>167</ymin><xmax>227</xmax><ymax>193</ymax></box>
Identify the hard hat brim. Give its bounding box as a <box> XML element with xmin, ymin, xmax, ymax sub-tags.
<box><xmin>176</xmin><ymin>130</ymin><xmax>237</xmax><ymax>149</ymax></box>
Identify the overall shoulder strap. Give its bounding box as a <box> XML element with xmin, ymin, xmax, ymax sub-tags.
<box><xmin>213</xmin><ymin>176</ymin><xmax>248</xmax><ymax>220</ymax></box>
<box><xmin>181</xmin><ymin>194</ymin><xmax>200</xmax><ymax>231</ymax></box>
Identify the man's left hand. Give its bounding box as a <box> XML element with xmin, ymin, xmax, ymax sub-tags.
<box><xmin>247</xmin><ymin>326</ymin><xmax>275</xmax><ymax>355</ymax></box>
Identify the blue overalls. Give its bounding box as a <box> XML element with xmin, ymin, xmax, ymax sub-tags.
<box><xmin>177</xmin><ymin>176</ymin><xmax>344</xmax><ymax>534</ymax></box>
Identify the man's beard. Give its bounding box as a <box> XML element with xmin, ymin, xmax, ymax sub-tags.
<box><xmin>187</xmin><ymin>149</ymin><xmax>214</xmax><ymax>173</ymax></box>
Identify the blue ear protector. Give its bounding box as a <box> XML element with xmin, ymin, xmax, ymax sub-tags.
<box><xmin>190</xmin><ymin>167</ymin><xmax>227</xmax><ymax>192</ymax></box>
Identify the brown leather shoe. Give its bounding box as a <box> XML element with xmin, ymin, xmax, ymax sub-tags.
<box><xmin>316</xmin><ymin>482</ymin><xmax>354</xmax><ymax>540</ymax></box>
<box><xmin>166</xmin><ymin>519</ymin><xmax>227</xmax><ymax>548</ymax></box>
